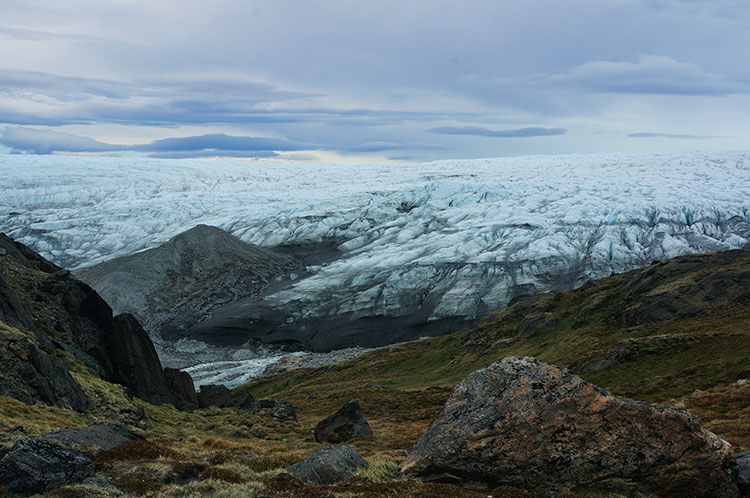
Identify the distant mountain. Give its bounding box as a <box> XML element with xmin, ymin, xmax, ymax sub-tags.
<box><xmin>3</xmin><ymin>152</ymin><xmax>749</xmax><ymax>351</ymax></box>
<box><xmin>76</xmin><ymin>224</ymin><xmax>302</xmax><ymax>340</ymax></box>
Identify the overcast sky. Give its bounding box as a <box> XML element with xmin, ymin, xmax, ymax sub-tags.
<box><xmin>1</xmin><ymin>0</ymin><xmax>749</xmax><ymax>162</ymax></box>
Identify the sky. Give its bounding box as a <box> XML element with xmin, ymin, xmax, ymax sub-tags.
<box><xmin>1</xmin><ymin>0</ymin><xmax>749</xmax><ymax>162</ymax></box>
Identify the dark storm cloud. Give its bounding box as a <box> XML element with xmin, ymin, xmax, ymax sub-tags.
<box><xmin>429</xmin><ymin>126</ymin><xmax>567</xmax><ymax>138</ymax></box>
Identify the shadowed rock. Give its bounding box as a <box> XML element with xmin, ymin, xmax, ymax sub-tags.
<box><xmin>38</xmin><ymin>422</ymin><xmax>143</xmax><ymax>451</ymax></box>
<box><xmin>314</xmin><ymin>400</ymin><xmax>373</xmax><ymax>443</ymax></box>
<box><xmin>402</xmin><ymin>357</ymin><xmax>740</xmax><ymax>497</ymax></box>
<box><xmin>105</xmin><ymin>314</ymin><xmax>176</xmax><ymax>406</ymax></box>
<box><xmin>0</xmin><ymin>438</ymin><xmax>95</xmax><ymax>494</ymax></box>
<box><xmin>738</xmin><ymin>451</ymin><xmax>750</xmax><ymax>496</ymax></box>
<box><xmin>286</xmin><ymin>445</ymin><xmax>367</xmax><ymax>484</ymax></box>
<box><xmin>164</xmin><ymin>367</ymin><xmax>198</xmax><ymax>410</ymax></box>
<box><xmin>197</xmin><ymin>384</ymin><xmax>233</xmax><ymax>408</ymax></box>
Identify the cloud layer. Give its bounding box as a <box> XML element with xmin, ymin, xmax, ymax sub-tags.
<box><xmin>1</xmin><ymin>1</ymin><xmax>748</xmax><ymax>160</ymax></box>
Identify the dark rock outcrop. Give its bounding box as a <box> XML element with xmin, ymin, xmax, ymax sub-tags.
<box><xmin>402</xmin><ymin>357</ymin><xmax>739</xmax><ymax>497</ymax></box>
<box><xmin>314</xmin><ymin>400</ymin><xmax>373</xmax><ymax>443</ymax></box>
<box><xmin>196</xmin><ymin>384</ymin><xmax>233</xmax><ymax>408</ymax></box>
<box><xmin>0</xmin><ymin>438</ymin><xmax>95</xmax><ymax>494</ymax></box>
<box><xmin>105</xmin><ymin>314</ymin><xmax>176</xmax><ymax>406</ymax></box>
<box><xmin>286</xmin><ymin>445</ymin><xmax>367</xmax><ymax>484</ymax></box>
<box><xmin>243</xmin><ymin>398</ymin><xmax>297</xmax><ymax>422</ymax></box>
<box><xmin>38</xmin><ymin>422</ymin><xmax>143</xmax><ymax>451</ymax></box>
<box><xmin>164</xmin><ymin>367</ymin><xmax>198</xmax><ymax>410</ymax></box>
<box><xmin>1</xmin><ymin>337</ymin><xmax>88</xmax><ymax>412</ymax></box>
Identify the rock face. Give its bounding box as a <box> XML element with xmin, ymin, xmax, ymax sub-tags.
<box><xmin>314</xmin><ymin>400</ymin><xmax>373</xmax><ymax>443</ymax></box>
<box><xmin>738</xmin><ymin>451</ymin><xmax>750</xmax><ymax>496</ymax></box>
<box><xmin>0</xmin><ymin>438</ymin><xmax>95</xmax><ymax>493</ymax></box>
<box><xmin>196</xmin><ymin>384</ymin><xmax>233</xmax><ymax>408</ymax></box>
<box><xmin>38</xmin><ymin>422</ymin><xmax>143</xmax><ymax>451</ymax></box>
<box><xmin>76</xmin><ymin>224</ymin><xmax>301</xmax><ymax>339</ymax></box>
<box><xmin>164</xmin><ymin>367</ymin><xmax>198</xmax><ymax>410</ymax></box>
<box><xmin>106</xmin><ymin>314</ymin><xmax>176</xmax><ymax>406</ymax></box>
<box><xmin>286</xmin><ymin>445</ymin><xmax>367</xmax><ymax>484</ymax></box>
<box><xmin>401</xmin><ymin>357</ymin><xmax>739</xmax><ymax>497</ymax></box>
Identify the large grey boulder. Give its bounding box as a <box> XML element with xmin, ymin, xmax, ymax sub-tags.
<box><xmin>286</xmin><ymin>445</ymin><xmax>367</xmax><ymax>484</ymax></box>
<box><xmin>314</xmin><ymin>400</ymin><xmax>373</xmax><ymax>443</ymax></box>
<box><xmin>38</xmin><ymin>422</ymin><xmax>143</xmax><ymax>451</ymax></box>
<box><xmin>402</xmin><ymin>357</ymin><xmax>740</xmax><ymax>497</ymax></box>
<box><xmin>0</xmin><ymin>438</ymin><xmax>95</xmax><ymax>494</ymax></box>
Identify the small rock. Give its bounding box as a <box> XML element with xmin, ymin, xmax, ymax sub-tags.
<box><xmin>9</xmin><ymin>425</ymin><xmax>26</xmax><ymax>435</ymax></box>
<box><xmin>314</xmin><ymin>400</ymin><xmax>373</xmax><ymax>443</ymax></box>
<box><xmin>0</xmin><ymin>247</ymin><xmax>6</xmax><ymax>255</ymax></box>
<box><xmin>737</xmin><ymin>379</ymin><xmax>747</xmax><ymax>386</ymax></box>
<box><xmin>0</xmin><ymin>438</ymin><xmax>95</xmax><ymax>493</ymax></box>
<box><xmin>197</xmin><ymin>384</ymin><xmax>233</xmax><ymax>408</ymax></box>
<box><xmin>286</xmin><ymin>445</ymin><xmax>367</xmax><ymax>484</ymax></box>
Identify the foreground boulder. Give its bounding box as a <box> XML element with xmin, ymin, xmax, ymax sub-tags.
<box><xmin>401</xmin><ymin>357</ymin><xmax>739</xmax><ymax>497</ymax></box>
<box><xmin>0</xmin><ymin>438</ymin><xmax>95</xmax><ymax>493</ymax></box>
<box><xmin>314</xmin><ymin>400</ymin><xmax>373</xmax><ymax>443</ymax></box>
<box><xmin>38</xmin><ymin>422</ymin><xmax>143</xmax><ymax>451</ymax></box>
<box><xmin>286</xmin><ymin>445</ymin><xmax>367</xmax><ymax>484</ymax></box>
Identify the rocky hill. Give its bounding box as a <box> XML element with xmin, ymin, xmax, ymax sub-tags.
<box><xmin>76</xmin><ymin>224</ymin><xmax>302</xmax><ymax>340</ymax></box>
<box><xmin>0</xmin><ymin>235</ymin><xmax>748</xmax><ymax>497</ymax></box>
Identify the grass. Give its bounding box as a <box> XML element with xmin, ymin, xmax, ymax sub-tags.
<box><xmin>1</xmin><ymin>249</ymin><xmax>748</xmax><ymax>496</ymax></box>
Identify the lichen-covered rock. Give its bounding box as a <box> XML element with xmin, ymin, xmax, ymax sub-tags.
<box><xmin>286</xmin><ymin>445</ymin><xmax>367</xmax><ymax>484</ymax></box>
<box><xmin>402</xmin><ymin>357</ymin><xmax>739</xmax><ymax>497</ymax></box>
<box><xmin>0</xmin><ymin>438</ymin><xmax>95</xmax><ymax>494</ymax></box>
<box><xmin>314</xmin><ymin>400</ymin><xmax>373</xmax><ymax>443</ymax></box>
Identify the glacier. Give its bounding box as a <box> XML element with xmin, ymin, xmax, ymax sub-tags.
<box><xmin>1</xmin><ymin>151</ymin><xmax>749</xmax><ymax>350</ymax></box>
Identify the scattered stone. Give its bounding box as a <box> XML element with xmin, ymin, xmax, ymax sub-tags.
<box><xmin>737</xmin><ymin>379</ymin><xmax>747</xmax><ymax>386</ymax></box>
<box><xmin>738</xmin><ymin>451</ymin><xmax>750</xmax><ymax>496</ymax></box>
<box><xmin>243</xmin><ymin>398</ymin><xmax>298</xmax><ymax>422</ymax></box>
<box><xmin>9</xmin><ymin>425</ymin><xmax>26</xmax><ymax>435</ymax></box>
<box><xmin>286</xmin><ymin>445</ymin><xmax>367</xmax><ymax>484</ymax></box>
<box><xmin>0</xmin><ymin>438</ymin><xmax>95</xmax><ymax>494</ymax></box>
<box><xmin>401</xmin><ymin>357</ymin><xmax>739</xmax><ymax>497</ymax></box>
<box><xmin>164</xmin><ymin>367</ymin><xmax>199</xmax><ymax>410</ymax></box>
<box><xmin>314</xmin><ymin>400</ymin><xmax>373</xmax><ymax>443</ymax></box>
<box><xmin>38</xmin><ymin>422</ymin><xmax>143</xmax><ymax>451</ymax></box>
<box><xmin>197</xmin><ymin>384</ymin><xmax>233</xmax><ymax>408</ymax></box>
